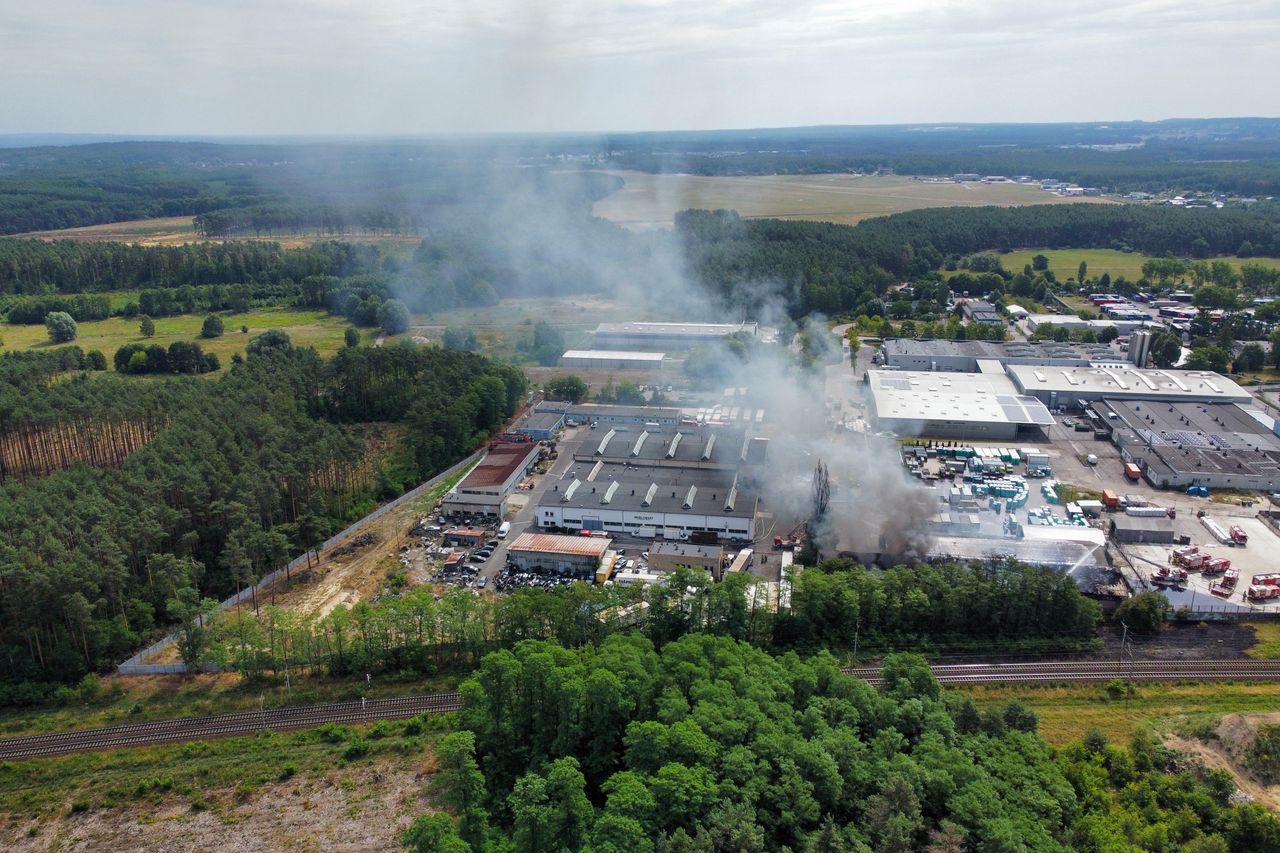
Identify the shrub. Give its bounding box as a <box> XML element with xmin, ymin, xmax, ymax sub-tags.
<box><xmin>200</xmin><ymin>314</ymin><xmax>225</xmax><ymax>339</ymax></box>
<box><xmin>44</xmin><ymin>311</ymin><xmax>78</xmax><ymax>343</ymax></box>
<box><xmin>343</xmin><ymin>739</ymin><xmax>371</xmax><ymax>760</ymax></box>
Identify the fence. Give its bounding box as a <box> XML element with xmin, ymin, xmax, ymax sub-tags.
<box><xmin>118</xmin><ymin>449</ymin><xmax>484</xmax><ymax>676</ymax></box>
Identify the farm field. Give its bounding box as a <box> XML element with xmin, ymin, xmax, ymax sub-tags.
<box><xmin>999</xmin><ymin>248</ymin><xmax>1280</xmax><ymax>282</ymax></box>
<box><xmin>591</xmin><ymin>171</ymin><xmax>1118</xmax><ymax>230</ymax></box>
<box><xmin>12</xmin><ymin>216</ymin><xmax>423</xmax><ymax>253</ymax></box>
<box><xmin>0</xmin><ymin>307</ymin><xmax>359</xmax><ymax>370</ymax></box>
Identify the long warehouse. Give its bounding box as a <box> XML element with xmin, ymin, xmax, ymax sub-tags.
<box><xmin>561</xmin><ymin>350</ymin><xmax>666</xmax><ymax>370</ymax></box>
<box><xmin>866</xmin><ymin>369</ymin><xmax>1055</xmax><ymax>440</ymax></box>
<box><xmin>1006</xmin><ymin>365</ymin><xmax>1253</xmax><ymax>408</ymax></box>
<box><xmin>593</xmin><ymin>321</ymin><xmax>757</xmax><ymax>350</ymax></box>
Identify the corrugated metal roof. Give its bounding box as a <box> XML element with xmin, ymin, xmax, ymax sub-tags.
<box><xmin>509</xmin><ymin>533</ymin><xmax>612</xmax><ymax>557</ymax></box>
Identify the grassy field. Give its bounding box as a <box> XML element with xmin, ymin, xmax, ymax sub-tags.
<box><xmin>0</xmin><ymin>307</ymin><xmax>359</xmax><ymax>371</ymax></box>
<box><xmin>592</xmin><ymin>172</ymin><xmax>1118</xmax><ymax>230</ymax></box>
<box><xmin>0</xmin><ymin>718</ymin><xmax>443</xmax><ymax>831</ymax></box>
<box><xmin>999</xmin><ymin>248</ymin><xmax>1280</xmax><ymax>282</ymax></box>
<box><xmin>966</xmin><ymin>681</ymin><xmax>1280</xmax><ymax>747</ymax></box>
<box><xmin>1248</xmin><ymin>623</ymin><xmax>1280</xmax><ymax>660</ymax></box>
<box><xmin>13</xmin><ymin>216</ymin><xmax>423</xmax><ymax>254</ymax></box>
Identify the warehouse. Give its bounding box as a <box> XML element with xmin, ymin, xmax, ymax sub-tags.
<box><xmin>1007</xmin><ymin>365</ymin><xmax>1253</xmax><ymax>408</ymax></box>
<box><xmin>537</xmin><ymin>461</ymin><xmax>757</xmax><ymax>541</ymax></box>
<box><xmin>513</xmin><ymin>411</ymin><xmax>564</xmax><ymax>441</ymax></box>
<box><xmin>877</xmin><ymin>338</ymin><xmax>1116</xmax><ymax>373</ymax></box>
<box><xmin>929</xmin><ymin>527</ymin><xmax>1108</xmax><ymax>572</ymax></box>
<box><xmin>569</xmin><ymin>404</ymin><xmax>681</xmax><ymax>428</ymax></box>
<box><xmin>506</xmin><ymin>533</ymin><xmax>613</xmax><ymax>578</ymax></box>
<box><xmin>442</xmin><ymin>443</ymin><xmax>541</xmax><ymax>518</ymax></box>
<box><xmin>1025</xmin><ymin>314</ymin><xmax>1153</xmax><ymax>335</ymax></box>
<box><xmin>1110</xmin><ymin>515</ymin><xmax>1177</xmax><ymax>544</ymax></box>
<box><xmin>1104</xmin><ymin>399</ymin><xmax>1280</xmax><ymax>490</ymax></box>
<box><xmin>581</xmin><ymin>425</ymin><xmax>764</xmax><ymax>471</ymax></box>
<box><xmin>866</xmin><ymin>369</ymin><xmax>1055</xmax><ymax>440</ymax></box>
<box><xmin>594</xmin><ymin>321</ymin><xmax>757</xmax><ymax>350</ymax></box>
<box><xmin>561</xmin><ymin>349</ymin><xmax>666</xmax><ymax>371</ymax></box>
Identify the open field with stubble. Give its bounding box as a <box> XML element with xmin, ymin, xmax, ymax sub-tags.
<box><xmin>12</xmin><ymin>216</ymin><xmax>424</xmax><ymax>253</ymax></box>
<box><xmin>592</xmin><ymin>171</ymin><xmax>1119</xmax><ymax>230</ymax></box>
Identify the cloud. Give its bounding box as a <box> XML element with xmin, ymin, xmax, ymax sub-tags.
<box><xmin>0</xmin><ymin>0</ymin><xmax>1277</xmax><ymax>133</ymax></box>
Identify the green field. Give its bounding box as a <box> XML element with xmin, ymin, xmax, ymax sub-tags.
<box><xmin>999</xmin><ymin>248</ymin><xmax>1280</xmax><ymax>283</ymax></box>
<box><xmin>592</xmin><ymin>172</ymin><xmax>1117</xmax><ymax>230</ymax></box>
<box><xmin>0</xmin><ymin>307</ymin><xmax>359</xmax><ymax>371</ymax></box>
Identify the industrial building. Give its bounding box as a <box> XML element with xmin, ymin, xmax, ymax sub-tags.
<box><xmin>582</xmin><ymin>425</ymin><xmax>765</xmax><ymax>471</ymax></box>
<box><xmin>648</xmin><ymin>542</ymin><xmax>724</xmax><ymax>577</ymax></box>
<box><xmin>593</xmin><ymin>321</ymin><xmax>757</xmax><ymax>350</ymax></box>
<box><xmin>1110</xmin><ymin>515</ymin><xmax>1177</xmax><ymax>544</ymax></box>
<box><xmin>561</xmin><ymin>350</ymin><xmax>666</xmax><ymax>371</ymax></box>
<box><xmin>1103</xmin><ymin>399</ymin><xmax>1280</xmax><ymax>491</ymax></box>
<box><xmin>865</xmin><ymin>369</ymin><xmax>1055</xmax><ymax>440</ymax></box>
<box><xmin>506</xmin><ymin>533</ymin><xmax>613</xmax><ymax>577</ymax></box>
<box><xmin>961</xmin><ymin>300</ymin><xmax>1002</xmax><ymax>325</ymax></box>
<box><xmin>513</xmin><ymin>411</ymin><xmax>565</xmax><ymax>441</ymax></box>
<box><xmin>570</xmin><ymin>404</ymin><xmax>681</xmax><ymax>428</ymax></box>
<box><xmin>536</xmin><ymin>460</ymin><xmax>758</xmax><ymax>541</ymax></box>
<box><xmin>1025</xmin><ymin>314</ymin><xmax>1155</xmax><ymax>335</ymax></box>
<box><xmin>878</xmin><ymin>339</ymin><xmax>1116</xmax><ymax>373</ymax></box>
<box><xmin>1007</xmin><ymin>365</ymin><xmax>1253</xmax><ymax>408</ymax></box>
<box><xmin>442</xmin><ymin>443</ymin><xmax>541</xmax><ymax>517</ymax></box>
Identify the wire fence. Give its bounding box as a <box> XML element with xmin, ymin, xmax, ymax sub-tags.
<box><xmin>118</xmin><ymin>450</ymin><xmax>483</xmax><ymax>676</ymax></box>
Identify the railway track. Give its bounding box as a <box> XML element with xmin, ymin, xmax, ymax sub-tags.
<box><xmin>4</xmin><ymin>659</ymin><xmax>1280</xmax><ymax>761</ymax></box>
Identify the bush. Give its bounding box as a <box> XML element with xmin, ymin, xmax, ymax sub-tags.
<box><xmin>85</xmin><ymin>350</ymin><xmax>108</xmax><ymax>371</ymax></box>
<box><xmin>44</xmin><ymin>311</ymin><xmax>78</xmax><ymax>343</ymax></box>
<box><xmin>343</xmin><ymin>738</ymin><xmax>371</xmax><ymax>760</ymax></box>
<box><xmin>1114</xmin><ymin>591</ymin><xmax>1169</xmax><ymax>634</ymax></box>
<box><xmin>200</xmin><ymin>314</ymin><xmax>224</xmax><ymax>339</ymax></box>
<box><xmin>139</xmin><ymin>315</ymin><xmax>155</xmax><ymax>337</ymax></box>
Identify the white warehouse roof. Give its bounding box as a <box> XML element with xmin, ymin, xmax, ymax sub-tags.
<box><xmin>1006</xmin><ymin>365</ymin><xmax>1252</xmax><ymax>403</ymax></box>
<box><xmin>562</xmin><ymin>350</ymin><xmax>666</xmax><ymax>362</ymax></box>
<box><xmin>867</xmin><ymin>370</ymin><xmax>1054</xmax><ymax>427</ymax></box>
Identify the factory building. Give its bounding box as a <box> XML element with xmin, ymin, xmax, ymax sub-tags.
<box><xmin>928</xmin><ymin>526</ymin><xmax>1108</xmax><ymax>572</ymax></box>
<box><xmin>865</xmin><ymin>369</ymin><xmax>1055</xmax><ymax>440</ymax></box>
<box><xmin>442</xmin><ymin>443</ymin><xmax>541</xmax><ymax>518</ymax></box>
<box><xmin>878</xmin><ymin>339</ymin><xmax>1115</xmax><ymax>373</ymax></box>
<box><xmin>1110</xmin><ymin>515</ymin><xmax>1177</xmax><ymax>544</ymax></box>
<box><xmin>561</xmin><ymin>350</ymin><xmax>666</xmax><ymax>371</ymax></box>
<box><xmin>648</xmin><ymin>542</ymin><xmax>724</xmax><ymax>578</ymax></box>
<box><xmin>581</xmin><ymin>424</ymin><xmax>765</xmax><ymax>472</ymax></box>
<box><xmin>594</xmin><ymin>321</ymin><xmax>757</xmax><ymax>350</ymax></box>
<box><xmin>1103</xmin><ymin>399</ymin><xmax>1280</xmax><ymax>491</ymax></box>
<box><xmin>1006</xmin><ymin>365</ymin><xmax>1253</xmax><ymax>408</ymax></box>
<box><xmin>536</xmin><ymin>461</ymin><xmax>758</xmax><ymax>541</ymax></box>
<box><xmin>506</xmin><ymin>533</ymin><xmax>613</xmax><ymax>578</ymax></box>
<box><xmin>1025</xmin><ymin>314</ymin><xmax>1154</xmax><ymax>335</ymax></box>
<box><xmin>535</xmin><ymin>401</ymin><xmax>681</xmax><ymax>428</ymax></box>
<box><xmin>513</xmin><ymin>411</ymin><xmax>565</xmax><ymax>441</ymax></box>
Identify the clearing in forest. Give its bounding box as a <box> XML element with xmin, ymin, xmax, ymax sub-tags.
<box><xmin>592</xmin><ymin>172</ymin><xmax>1118</xmax><ymax>230</ymax></box>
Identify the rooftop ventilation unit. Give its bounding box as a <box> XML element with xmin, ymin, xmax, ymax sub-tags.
<box><xmin>682</xmin><ymin>485</ymin><xmax>698</xmax><ymax>510</ymax></box>
<box><xmin>642</xmin><ymin>483</ymin><xmax>658</xmax><ymax>507</ymax></box>
<box><xmin>595</xmin><ymin>429</ymin><xmax>617</xmax><ymax>456</ymax></box>
<box><xmin>602</xmin><ymin>481</ymin><xmax>619</xmax><ymax>505</ymax></box>
<box><xmin>631</xmin><ymin>431</ymin><xmax>650</xmax><ymax>457</ymax></box>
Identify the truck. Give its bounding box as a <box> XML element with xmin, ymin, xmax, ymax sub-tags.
<box><xmin>1252</xmin><ymin>573</ymin><xmax>1280</xmax><ymax>588</ymax></box>
<box><xmin>1246</xmin><ymin>584</ymin><xmax>1280</xmax><ymax>602</ymax></box>
<box><xmin>497</xmin><ymin>521</ymin><xmax>511</xmax><ymax>539</ymax></box>
<box><xmin>1123</xmin><ymin>463</ymin><xmax>1142</xmax><ymax>482</ymax></box>
<box><xmin>1201</xmin><ymin>556</ymin><xmax>1231</xmax><ymax>576</ymax></box>
<box><xmin>1150</xmin><ymin>566</ymin><xmax>1188</xmax><ymax>585</ymax></box>
<box><xmin>1102</xmin><ymin>490</ymin><xmax>1120</xmax><ymax>510</ymax></box>
<box><xmin>1229</xmin><ymin>525</ymin><xmax>1248</xmax><ymax>546</ymax></box>
<box><xmin>1170</xmin><ymin>545</ymin><xmax>1201</xmax><ymax>568</ymax></box>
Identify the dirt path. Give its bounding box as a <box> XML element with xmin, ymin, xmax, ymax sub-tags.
<box><xmin>1165</xmin><ymin>711</ymin><xmax>1280</xmax><ymax>812</ymax></box>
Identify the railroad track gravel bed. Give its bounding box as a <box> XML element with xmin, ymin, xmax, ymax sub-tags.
<box><xmin>4</xmin><ymin>659</ymin><xmax>1280</xmax><ymax>761</ymax></box>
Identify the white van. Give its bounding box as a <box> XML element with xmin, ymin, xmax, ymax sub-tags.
<box><xmin>498</xmin><ymin>521</ymin><xmax>511</xmax><ymax>538</ymax></box>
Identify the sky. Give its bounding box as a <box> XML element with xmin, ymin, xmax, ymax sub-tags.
<box><xmin>2</xmin><ymin>0</ymin><xmax>1278</xmax><ymax>135</ymax></box>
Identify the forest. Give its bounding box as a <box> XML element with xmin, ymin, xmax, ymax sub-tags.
<box><xmin>0</xmin><ymin>339</ymin><xmax>527</xmax><ymax>696</ymax></box>
<box><xmin>398</xmin><ymin>633</ymin><xmax>1280</xmax><ymax>852</ymax></box>
<box><xmin>180</xmin><ymin>560</ymin><xmax>1100</xmax><ymax>694</ymax></box>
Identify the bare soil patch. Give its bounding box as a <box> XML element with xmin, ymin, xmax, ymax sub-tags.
<box><xmin>1166</xmin><ymin>711</ymin><xmax>1280</xmax><ymax>813</ymax></box>
<box><xmin>5</xmin><ymin>766</ymin><xmax>432</xmax><ymax>852</ymax></box>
